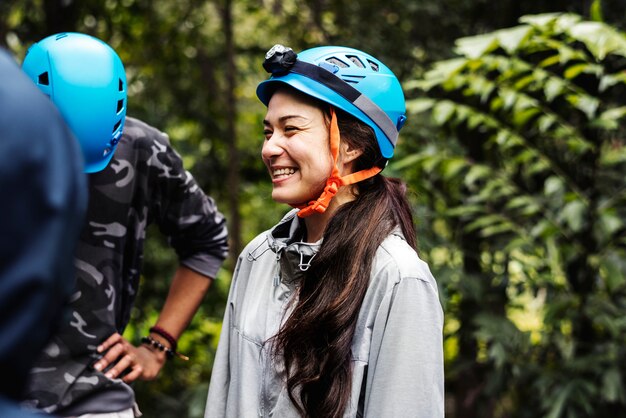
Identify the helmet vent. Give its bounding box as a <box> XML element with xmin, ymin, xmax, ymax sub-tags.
<box><xmin>118</xmin><ymin>78</ymin><xmax>124</xmax><ymax>92</ymax></box>
<box><xmin>346</xmin><ymin>55</ymin><xmax>365</xmax><ymax>68</ymax></box>
<box><xmin>112</xmin><ymin>120</ymin><xmax>121</xmax><ymax>133</ymax></box>
<box><xmin>367</xmin><ymin>60</ymin><xmax>379</xmax><ymax>72</ymax></box>
<box><xmin>38</xmin><ymin>72</ymin><xmax>49</xmax><ymax>86</ymax></box>
<box><xmin>341</xmin><ymin>75</ymin><xmax>366</xmax><ymax>84</ymax></box>
<box><xmin>55</xmin><ymin>33</ymin><xmax>68</xmax><ymax>41</ymax></box>
<box><xmin>117</xmin><ymin>99</ymin><xmax>124</xmax><ymax>113</ymax></box>
<box><xmin>326</xmin><ymin>57</ymin><xmax>348</xmax><ymax>68</ymax></box>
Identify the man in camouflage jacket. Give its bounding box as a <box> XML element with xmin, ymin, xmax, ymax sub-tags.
<box><xmin>23</xmin><ymin>117</ymin><xmax>228</xmax><ymax>417</ymax></box>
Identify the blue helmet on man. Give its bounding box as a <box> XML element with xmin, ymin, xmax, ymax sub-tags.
<box><xmin>23</xmin><ymin>32</ymin><xmax>127</xmax><ymax>173</ymax></box>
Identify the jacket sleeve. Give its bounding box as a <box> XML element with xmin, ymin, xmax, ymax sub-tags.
<box><xmin>364</xmin><ymin>276</ymin><xmax>445</xmax><ymax>418</ymax></box>
<box><xmin>147</xmin><ymin>128</ymin><xmax>228</xmax><ymax>279</ymax></box>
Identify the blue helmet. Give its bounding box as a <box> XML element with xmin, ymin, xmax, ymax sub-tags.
<box><xmin>22</xmin><ymin>32</ymin><xmax>127</xmax><ymax>173</ymax></box>
<box><xmin>256</xmin><ymin>45</ymin><xmax>406</xmax><ymax>159</ymax></box>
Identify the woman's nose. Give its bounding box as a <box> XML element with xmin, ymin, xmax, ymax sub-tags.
<box><xmin>262</xmin><ymin>133</ymin><xmax>285</xmax><ymax>159</ymax></box>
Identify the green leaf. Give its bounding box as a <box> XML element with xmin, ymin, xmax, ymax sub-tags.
<box><xmin>490</xmin><ymin>96</ymin><xmax>504</xmax><ymax>112</ymax></box>
<box><xmin>543</xmin><ymin>77</ymin><xmax>565</xmax><ymax>102</ymax></box>
<box><xmin>560</xmin><ymin>200</ymin><xmax>586</xmax><ymax>232</ymax></box>
<box><xmin>488</xmin><ymin>343</ymin><xmax>507</xmax><ymax>368</ymax></box>
<box><xmin>601</xmin><ymin>144</ymin><xmax>626</xmax><ymax>166</ymax></box>
<box><xmin>512</xmin><ymin>107</ymin><xmax>540</xmax><ymax>127</ymax></box>
<box><xmin>513</xmin><ymin>74</ymin><xmax>535</xmax><ymax>90</ymax></box>
<box><xmin>591</xmin><ymin>105</ymin><xmax>626</xmax><ymax>129</ymax></box>
<box><xmin>505</xmin><ymin>196</ymin><xmax>540</xmax><ymax>217</ymax></box>
<box><xmin>391</xmin><ymin>153</ymin><xmax>429</xmax><ymax>171</ymax></box>
<box><xmin>455</xmin><ymin>33</ymin><xmax>499</xmax><ymax>58</ymax></box>
<box><xmin>566</xmin><ymin>94</ymin><xmax>599</xmax><ymax>119</ymax></box>
<box><xmin>602</xmin><ymin>253</ymin><xmax>626</xmax><ymax>292</ymax></box>
<box><xmin>406</xmin><ymin>98</ymin><xmax>436</xmax><ymax>115</ymax></box>
<box><xmin>565</xmin><ymin>136</ymin><xmax>594</xmax><ymax>154</ymax></box>
<box><xmin>501</xmin><ymin>89</ymin><xmax>518</xmax><ymax>110</ymax></box>
<box><xmin>466</xmin><ymin>113</ymin><xmax>484</xmax><ymax>130</ymax></box>
<box><xmin>531</xmin><ymin>219</ymin><xmax>559</xmax><ymax>239</ymax></box>
<box><xmin>409</xmin><ymin>78</ymin><xmax>440</xmax><ymax>92</ymax></box>
<box><xmin>544</xmin><ymin>176</ymin><xmax>564</xmax><ymax>196</ymax></box>
<box><xmin>554</xmin><ymin>43</ymin><xmax>589</xmax><ymax>65</ymax></box>
<box><xmin>428</xmin><ymin>58</ymin><xmax>468</xmax><ymax>79</ymax></box>
<box><xmin>441</xmin><ymin>158</ymin><xmax>467</xmax><ymax>179</ymax></box>
<box><xmin>564</xmin><ymin>63</ymin><xmax>590</xmax><ymax>80</ymax></box>
<box><xmin>537</xmin><ymin>114</ymin><xmax>557</xmax><ymax>132</ymax></box>
<box><xmin>432</xmin><ymin>101</ymin><xmax>456</xmax><ymax>125</ymax></box>
<box><xmin>602</xmin><ymin>368</ymin><xmax>623</xmax><ymax>403</ymax></box>
<box><xmin>568</xmin><ymin>21</ymin><xmax>626</xmax><ymax>59</ymax></box>
<box><xmin>598</xmin><ymin>210</ymin><xmax>623</xmax><ymax>236</ymax></box>
<box><xmin>480</xmin><ymin>221</ymin><xmax>515</xmax><ymax>237</ymax></box>
<box><xmin>519</xmin><ymin>13</ymin><xmax>565</xmax><ymax>29</ymax></box>
<box><xmin>553</xmin><ymin>13</ymin><xmax>585</xmax><ymax>33</ymax></box>
<box><xmin>446</xmin><ymin>204</ymin><xmax>484</xmax><ymax>217</ymax></box>
<box><xmin>494</xmin><ymin>130</ymin><xmax>511</xmax><ymax>145</ymax></box>
<box><xmin>496</xmin><ymin>25</ymin><xmax>533</xmax><ymax>54</ymax></box>
<box><xmin>465</xmin><ymin>214</ymin><xmax>505</xmax><ymax>232</ymax></box>
<box><xmin>546</xmin><ymin>382</ymin><xmax>574</xmax><ymax>418</ymax></box>
<box><xmin>599</xmin><ymin>72</ymin><xmax>626</xmax><ymax>92</ymax></box>
<box><xmin>464</xmin><ymin>165</ymin><xmax>492</xmax><ymax>187</ymax></box>
<box><xmin>590</xmin><ymin>0</ymin><xmax>604</xmax><ymax>22</ymax></box>
<box><xmin>538</xmin><ymin>54</ymin><xmax>561</xmax><ymax>68</ymax></box>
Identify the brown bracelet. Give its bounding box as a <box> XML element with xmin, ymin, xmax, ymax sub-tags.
<box><xmin>149</xmin><ymin>325</ymin><xmax>178</xmax><ymax>352</ymax></box>
<box><xmin>141</xmin><ymin>336</ymin><xmax>189</xmax><ymax>361</ymax></box>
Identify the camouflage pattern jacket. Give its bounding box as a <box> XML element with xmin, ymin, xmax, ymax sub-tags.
<box><xmin>24</xmin><ymin>117</ymin><xmax>228</xmax><ymax>415</ymax></box>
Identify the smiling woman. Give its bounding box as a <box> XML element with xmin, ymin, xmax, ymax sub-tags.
<box><xmin>205</xmin><ymin>45</ymin><xmax>445</xmax><ymax>418</ymax></box>
<box><xmin>262</xmin><ymin>87</ymin><xmax>333</xmax><ymax>209</ymax></box>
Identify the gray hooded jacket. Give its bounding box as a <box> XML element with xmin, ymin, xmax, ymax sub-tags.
<box><xmin>205</xmin><ymin>210</ymin><xmax>444</xmax><ymax>418</ymax></box>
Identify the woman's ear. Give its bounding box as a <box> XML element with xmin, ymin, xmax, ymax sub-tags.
<box><xmin>339</xmin><ymin>142</ymin><xmax>363</xmax><ymax>165</ymax></box>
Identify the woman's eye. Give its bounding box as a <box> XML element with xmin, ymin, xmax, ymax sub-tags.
<box><xmin>284</xmin><ymin>126</ymin><xmax>298</xmax><ymax>132</ymax></box>
<box><xmin>263</xmin><ymin>130</ymin><xmax>272</xmax><ymax>139</ymax></box>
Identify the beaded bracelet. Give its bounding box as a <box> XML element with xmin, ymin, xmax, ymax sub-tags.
<box><xmin>149</xmin><ymin>325</ymin><xmax>178</xmax><ymax>352</ymax></box>
<box><xmin>141</xmin><ymin>336</ymin><xmax>189</xmax><ymax>361</ymax></box>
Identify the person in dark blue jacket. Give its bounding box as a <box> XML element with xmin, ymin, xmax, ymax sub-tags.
<box><xmin>0</xmin><ymin>47</ymin><xmax>87</xmax><ymax>417</ymax></box>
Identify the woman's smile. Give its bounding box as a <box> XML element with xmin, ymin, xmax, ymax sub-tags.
<box><xmin>271</xmin><ymin>166</ymin><xmax>297</xmax><ymax>180</ymax></box>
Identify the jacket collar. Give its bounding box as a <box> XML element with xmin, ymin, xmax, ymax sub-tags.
<box><xmin>267</xmin><ymin>209</ymin><xmax>321</xmax><ymax>284</ymax></box>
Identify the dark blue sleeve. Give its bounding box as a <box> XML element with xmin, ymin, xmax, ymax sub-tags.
<box><xmin>0</xmin><ymin>48</ymin><xmax>87</xmax><ymax>401</ymax></box>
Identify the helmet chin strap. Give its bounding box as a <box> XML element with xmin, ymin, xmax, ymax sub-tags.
<box><xmin>294</xmin><ymin>108</ymin><xmax>382</xmax><ymax>218</ymax></box>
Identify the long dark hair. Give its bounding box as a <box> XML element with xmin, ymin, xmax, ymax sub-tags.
<box><xmin>272</xmin><ymin>107</ymin><xmax>417</xmax><ymax>417</ymax></box>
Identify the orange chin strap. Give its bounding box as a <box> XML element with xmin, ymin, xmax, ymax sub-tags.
<box><xmin>295</xmin><ymin>108</ymin><xmax>382</xmax><ymax>218</ymax></box>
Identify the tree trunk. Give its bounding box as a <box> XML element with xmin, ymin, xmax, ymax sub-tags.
<box><xmin>221</xmin><ymin>0</ymin><xmax>241</xmax><ymax>263</ymax></box>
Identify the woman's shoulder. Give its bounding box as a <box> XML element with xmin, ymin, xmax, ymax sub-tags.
<box><xmin>239</xmin><ymin>230</ymin><xmax>272</xmax><ymax>258</ymax></box>
<box><xmin>373</xmin><ymin>232</ymin><xmax>437</xmax><ymax>290</ymax></box>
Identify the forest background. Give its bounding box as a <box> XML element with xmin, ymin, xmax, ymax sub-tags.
<box><xmin>3</xmin><ymin>0</ymin><xmax>626</xmax><ymax>417</ymax></box>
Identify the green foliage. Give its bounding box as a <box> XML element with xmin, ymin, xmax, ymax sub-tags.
<box><xmin>408</xmin><ymin>12</ymin><xmax>626</xmax><ymax>417</ymax></box>
<box><xmin>5</xmin><ymin>1</ymin><xmax>626</xmax><ymax>417</ymax></box>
